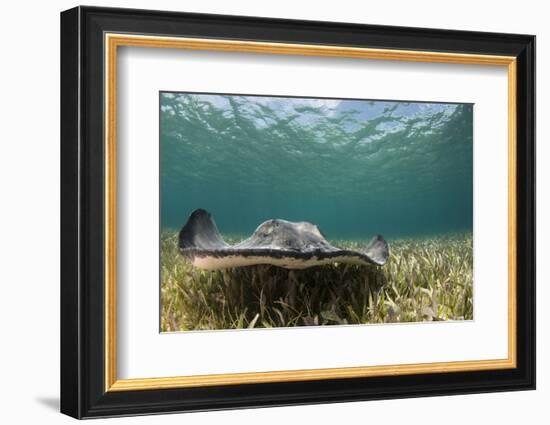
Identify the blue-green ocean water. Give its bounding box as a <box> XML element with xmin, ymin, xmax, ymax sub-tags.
<box><xmin>160</xmin><ymin>93</ymin><xmax>473</xmax><ymax>240</ymax></box>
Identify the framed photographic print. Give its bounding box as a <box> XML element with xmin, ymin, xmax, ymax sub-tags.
<box><xmin>60</xmin><ymin>6</ymin><xmax>535</xmax><ymax>419</ymax></box>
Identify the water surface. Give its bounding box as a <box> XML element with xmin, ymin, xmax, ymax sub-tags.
<box><xmin>160</xmin><ymin>92</ymin><xmax>473</xmax><ymax>240</ymax></box>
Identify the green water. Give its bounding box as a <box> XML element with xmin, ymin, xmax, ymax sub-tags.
<box><xmin>160</xmin><ymin>92</ymin><xmax>473</xmax><ymax>240</ymax></box>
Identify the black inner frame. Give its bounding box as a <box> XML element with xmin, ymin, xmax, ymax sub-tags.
<box><xmin>60</xmin><ymin>6</ymin><xmax>535</xmax><ymax>419</ymax></box>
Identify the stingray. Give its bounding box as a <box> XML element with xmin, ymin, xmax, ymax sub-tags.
<box><xmin>178</xmin><ymin>208</ymin><xmax>389</xmax><ymax>270</ymax></box>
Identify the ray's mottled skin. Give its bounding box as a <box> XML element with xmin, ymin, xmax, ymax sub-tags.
<box><xmin>179</xmin><ymin>209</ymin><xmax>389</xmax><ymax>270</ymax></box>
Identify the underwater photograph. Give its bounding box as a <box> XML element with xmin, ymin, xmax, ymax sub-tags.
<box><xmin>160</xmin><ymin>92</ymin><xmax>473</xmax><ymax>332</ymax></box>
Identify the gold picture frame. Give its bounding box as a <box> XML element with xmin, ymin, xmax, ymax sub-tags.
<box><xmin>61</xmin><ymin>6</ymin><xmax>535</xmax><ymax>419</ymax></box>
<box><xmin>104</xmin><ymin>33</ymin><xmax>517</xmax><ymax>392</ymax></box>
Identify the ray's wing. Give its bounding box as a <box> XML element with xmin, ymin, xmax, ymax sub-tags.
<box><xmin>362</xmin><ymin>235</ymin><xmax>390</xmax><ymax>266</ymax></box>
<box><xmin>178</xmin><ymin>208</ymin><xmax>228</xmax><ymax>251</ymax></box>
